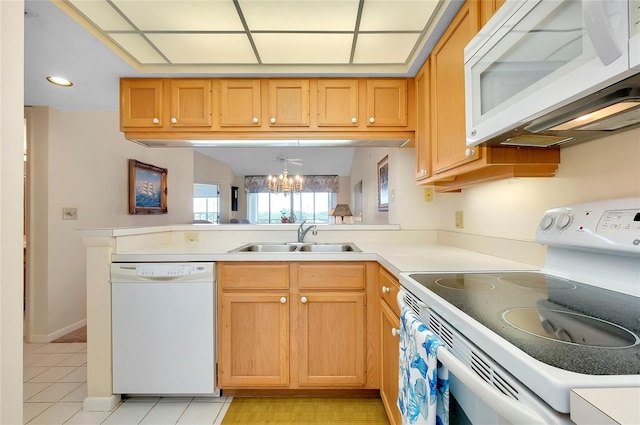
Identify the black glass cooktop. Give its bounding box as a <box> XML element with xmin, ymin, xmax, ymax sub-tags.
<box><xmin>407</xmin><ymin>272</ymin><xmax>640</xmax><ymax>375</ymax></box>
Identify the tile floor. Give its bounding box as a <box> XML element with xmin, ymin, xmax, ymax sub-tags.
<box><xmin>23</xmin><ymin>342</ymin><xmax>232</xmax><ymax>425</ymax></box>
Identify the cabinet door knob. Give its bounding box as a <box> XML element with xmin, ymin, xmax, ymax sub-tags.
<box><xmin>171</xmin><ymin>117</ymin><xmax>177</xmax><ymax>124</ymax></box>
<box><xmin>381</xmin><ymin>286</ymin><xmax>390</xmax><ymax>294</ymax></box>
<box><xmin>300</xmin><ymin>296</ymin><xmax>308</xmax><ymax>304</ymax></box>
<box><xmin>270</xmin><ymin>117</ymin><xmax>276</xmax><ymax>124</ymax></box>
<box><xmin>351</xmin><ymin>117</ymin><xmax>357</xmax><ymax>124</ymax></box>
<box><xmin>152</xmin><ymin>118</ymin><xmax>159</xmax><ymax>124</ymax></box>
<box><xmin>280</xmin><ymin>297</ymin><xmax>287</xmax><ymax>304</ymax></box>
<box><xmin>465</xmin><ymin>148</ymin><xmax>475</xmax><ymax>157</ymax></box>
<box><xmin>392</xmin><ymin>328</ymin><xmax>399</xmax><ymax>337</ymax></box>
<box><xmin>369</xmin><ymin>116</ymin><xmax>375</xmax><ymax>123</ymax></box>
<box><xmin>252</xmin><ymin>117</ymin><xmax>259</xmax><ymax>124</ymax></box>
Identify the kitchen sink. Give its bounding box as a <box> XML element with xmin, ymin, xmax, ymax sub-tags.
<box><xmin>229</xmin><ymin>242</ymin><xmax>361</xmax><ymax>253</ymax></box>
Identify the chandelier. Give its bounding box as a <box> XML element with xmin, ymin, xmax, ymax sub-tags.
<box><xmin>267</xmin><ymin>167</ymin><xmax>303</xmax><ymax>196</ymax></box>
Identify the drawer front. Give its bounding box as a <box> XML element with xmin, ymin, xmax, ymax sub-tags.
<box><xmin>219</xmin><ymin>262</ymin><xmax>289</xmax><ymax>290</ymax></box>
<box><xmin>297</xmin><ymin>263</ymin><xmax>366</xmax><ymax>290</ymax></box>
<box><xmin>379</xmin><ymin>268</ymin><xmax>401</xmax><ymax>317</ymax></box>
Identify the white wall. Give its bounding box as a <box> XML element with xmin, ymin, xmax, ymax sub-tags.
<box><xmin>350</xmin><ymin>147</ymin><xmax>391</xmax><ymax>225</ymax></box>
<box><xmin>440</xmin><ymin>129</ymin><xmax>640</xmax><ymax>241</ymax></box>
<box><xmin>194</xmin><ymin>151</ymin><xmax>236</xmax><ymax>223</ymax></box>
<box><xmin>1</xmin><ymin>0</ymin><xmax>25</xmax><ymax>422</ymax></box>
<box><xmin>22</xmin><ymin>107</ymin><xmax>640</xmax><ymax>343</ymax></box>
<box><xmin>350</xmin><ymin>146</ymin><xmax>459</xmax><ymax>229</ymax></box>
<box><xmin>25</xmin><ymin>107</ymin><xmax>195</xmax><ymax>341</ymax></box>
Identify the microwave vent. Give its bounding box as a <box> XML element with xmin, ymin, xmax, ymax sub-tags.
<box><xmin>572</xmin><ymin>103</ymin><xmax>640</xmax><ymax>131</ymax></box>
<box><xmin>500</xmin><ymin>134</ymin><xmax>574</xmax><ymax>148</ymax></box>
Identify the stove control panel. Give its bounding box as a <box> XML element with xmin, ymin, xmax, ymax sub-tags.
<box><xmin>536</xmin><ymin>197</ymin><xmax>640</xmax><ymax>255</ymax></box>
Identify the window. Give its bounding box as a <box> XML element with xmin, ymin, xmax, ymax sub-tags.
<box><xmin>193</xmin><ymin>184</ymin><xmax>219</xmax><ymax>223</ymax></box>
<box><xmin>247</xmin><ymin>192</ymin><xmax>336</xmax><ymax>224</ymax></box>
<box><xmin>244</xmin><ymin>175</ymin><xmax>339</xmax><ymax>224</ymax></box>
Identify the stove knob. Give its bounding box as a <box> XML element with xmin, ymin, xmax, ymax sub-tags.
<box><xmin>556</xmin><ymin>213</ymin><xmax>573</xmax><ymax>230</ymax></box>
<box><xmin>539</xmin><ymin>215</ymin><xmax>554</xmax><ymax>231</ymax></box>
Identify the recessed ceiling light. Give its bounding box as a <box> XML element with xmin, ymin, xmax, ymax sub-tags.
<box><xmin>46</xmin><ymin>76</ymin><xmax>73</xmax><ymax>87</ymax></box>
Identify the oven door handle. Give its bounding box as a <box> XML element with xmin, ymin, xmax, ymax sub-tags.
<box><xmin>436</xmin><ymin>347</ymin><xmax>546</xmax><ymax>425</ymax></box>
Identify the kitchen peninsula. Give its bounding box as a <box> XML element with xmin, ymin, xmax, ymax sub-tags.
<box><xmin>78</xmin><ymin>223</ymin><xmax>542</xmax><ymax>411</ymax></box>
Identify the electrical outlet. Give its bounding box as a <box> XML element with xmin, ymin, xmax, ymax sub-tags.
<box><xmin>184</xmin><ymin>232</ymin><xmax>199</xmax><ymax>243</ymax></box>
<box><xmin>62</xmin><ymin>207</ymin><xmax>78</xmax><ymax>220</ymax></box>
<box><xmin>455</xmin><ymin>211</ymin><xmax>464</xmax><ymax>229</ymax></box>
<box><xmin>423</xmin><ymin>187</ymin><xmax>434</xmax><ymax>202</ymax></box>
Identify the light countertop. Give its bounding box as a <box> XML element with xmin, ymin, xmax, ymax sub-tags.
<box><xmin>111</xmin><ymin>241</ymin><xmax>542</xmax><ymax>277</ymax></box>
<box><xmin>571</xmin><ymin>388</ymin><xmax>640</xmax><ymax>425</ymax></box>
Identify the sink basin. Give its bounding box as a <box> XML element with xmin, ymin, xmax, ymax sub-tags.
<box><xmin>299</xmin><ymin>243</ymin><xmax>360</xmax><ymax>252</ymax></box>
<box><xmin>231</xmin><ymin>243</ymin><xmax>298</xmax><ymax>252</ymax></box>
<box><xmin>229</xmin><ymin>243</ymin><xmax>361</xmax><ymax>253</ymax></box>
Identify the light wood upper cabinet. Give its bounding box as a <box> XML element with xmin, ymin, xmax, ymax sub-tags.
<box><xmin>366</xmin><ymin>80</ymin><xmax>408</xmax><ymax>127</ymax></box>
<box><xmin>120</xmin><ymin>79</ymin><xmax>212</xmax><ymax>129</ymax></box>
<box><xmin>268</xmin><ymin>79</ymin><xmax>310</xmax><ymax>127</ymax></box>
<box><xmin>120</xmin><ymin>79</ymin><xmax>164</xmax><ymax>129</ymax></box>
<box><xmin>169</xmin><ymin>79</ymin><xmax>212</xmax><ymax>127</ymax></box>
<box><xmin>430</xmin><ymin>0</ymin><xmax>481</xmax><ymax>174</ymax></box>
<box><xmin>298</xmin><ymin>292</ymin><xmax>366</xmax><ymax>386</ymax></box>
<box><xmin>420</xmin><ymin>0</ymin><xmax>560</xmax><ymax>192</ymax></box>
<box><xmin>317</xmin><ymin>80</ymin><xmax>359</xmax><ymax>127</ymax></box>
<box><xmin>219</xmin><ymin>79</ymin><xmax>261</xmax><ymax>127</ymax></box>
<box><xmin>480</xmin><ymin>0</ymin><xmax>507</xmax><ymax>27</ymax></box>
<box><xmin>415</xmin><ymin>59</ymin><xmax>431</xmax><ymax>181</ymax></box>
<box><xmin>219</xmin><ymin>292</ymin><xmax>289</xmax><ymax>387</ymax></box>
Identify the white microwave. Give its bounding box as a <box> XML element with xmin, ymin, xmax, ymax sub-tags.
<box><xmin>465</xmin><ymin>0</ymin><xmax>640</xmax><ymax>148</ymax></box>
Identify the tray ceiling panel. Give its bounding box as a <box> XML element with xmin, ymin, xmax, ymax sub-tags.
<box><xmin>63</xmin><ymin>0</ymin><xmax>447</xmax><ymax>70</ymax></box>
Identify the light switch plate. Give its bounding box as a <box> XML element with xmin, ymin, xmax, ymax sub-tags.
<box><xmin>62</xmin><ymin>208</ymin><xmax>77</xmax><ymax>220</ymax></box>
<box><xmin>455</xmin><ymin>211</ymin><xmax>464</xmax><ymax>229</ymax></box>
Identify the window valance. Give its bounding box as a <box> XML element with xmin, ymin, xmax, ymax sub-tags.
<box><xmin>245</xmin><ymin>175</ymin><xmax>339</xmax><ymax>193</ymax></box>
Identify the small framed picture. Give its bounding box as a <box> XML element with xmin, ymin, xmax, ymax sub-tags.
<box><xmin>377</xmin><ymin>155</ymin><xmax>389</xmax><ymax>212</ymax></box>
<box><xmin>129</xmin><ymin>159</ymin><xmax>167</xmax><ymax>215</ymax></box>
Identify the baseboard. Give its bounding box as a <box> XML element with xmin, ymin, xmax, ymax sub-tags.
<box><xmin>83</xmin><ymin>395</ymin><xmax>121</xmax><ymax>412</ymax></box>
<box><xmin>26</xmin><ymin>318</ymin><xmax>87</xmax><ymax>343</ymax></box>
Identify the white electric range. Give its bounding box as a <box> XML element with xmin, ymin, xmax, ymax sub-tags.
<box><xmin>399</xmin><ymin>198</ymin><xmax>640</xmax><ymax>424</ymax></box>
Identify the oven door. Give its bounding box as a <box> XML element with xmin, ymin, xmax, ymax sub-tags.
<box><xmin>398</xmin><ymin>290</ymin><xmax>573</xmax><ymax>425</ymax></box>
<box><xmin>464</xmin><ymin>0</ymin><xmax>632</xmax><ymax>146</ymax></box>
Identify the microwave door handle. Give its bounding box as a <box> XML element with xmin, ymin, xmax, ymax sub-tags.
<box><xmin>583</xmin><ymin>0</ymin><xmax>623</xmax><ymax>65</ymax></box>
<box><xmin>436</xmin><ymin>347</ymin><xmax>547</xmax><ymax>425</ymax></box>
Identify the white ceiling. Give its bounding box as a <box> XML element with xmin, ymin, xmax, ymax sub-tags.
<box><xmin>63</xmin><ymin>0</ymin><xmax>438</xmax><ymax>67</ymax></box>
<box><xmin>24</xmin><ymin>0</ymin><xmax>462</xmax><ymax>111</ymax></box>
<box><xmin>23</xmin><ymin>0</ymin><xmax>462</xmax><ymax>176</ymax></box>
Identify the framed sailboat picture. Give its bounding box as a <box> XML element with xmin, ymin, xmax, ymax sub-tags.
<box><xmin>129</xmin><ymin>159</ymin><xmax>168</xmax><ymax>215</ymax></box>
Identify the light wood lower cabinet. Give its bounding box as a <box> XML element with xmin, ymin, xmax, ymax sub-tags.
<box><xmin>298</xmin><ymin>292</ymin><xmax>366</xmax><ymax>386</ymax></box>
<box><xmin>217</xmin><ymin>261</ymin><xmax>379</xmax><ymax>390</ymax></box>
<box><xmin>219</xmin><ymin>292</ymin><xmax>289</xmax><ymax>387</ymax></box>
<box><xmin>381</xmin><ymin>302</ymin><xmax>401</xmax><ymax>425</ymax></box>
<box><xmin>379</xmin><ymin>267</ymin><xmax>402</xmax><ymax>425</ymax></box>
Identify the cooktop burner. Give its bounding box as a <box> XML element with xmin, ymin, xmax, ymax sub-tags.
<box><xmin>502</xmin><ymin>308</ymin><xmax>638</xmax><ymax>348</ymax></box>
<box><xmin>435</xmin><ymin>276</ymin><xmax>495</xmax><ymax>291</ymax></box>
<box><xmin>498</xmin><ymin>272</ymin><xmax>577</xmax><ymax>290</ymax></box>
<box><xmin>407</xmin><ymin>271</ymin><xmax>640</xmax><ymax>375</ymax></box>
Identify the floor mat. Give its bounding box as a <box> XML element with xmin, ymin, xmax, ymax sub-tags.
<box><xmin>221</xmin><ymin>396</ymin><xmax>390</xmax><ymax>425</ymax></box>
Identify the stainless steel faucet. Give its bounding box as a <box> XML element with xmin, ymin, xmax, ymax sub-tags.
<box><xmin>297</xmin><ymin>220</ymin><xmax>317</xmax><ymax>243</ymax></box>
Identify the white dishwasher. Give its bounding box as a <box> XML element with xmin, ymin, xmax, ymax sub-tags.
<box><xmin>111</xmin><ymin>262</ymin><xmax>219</xmax><ymax>396</ymax></box>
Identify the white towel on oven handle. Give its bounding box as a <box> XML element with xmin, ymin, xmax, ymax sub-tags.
<box><xmin>398</xmin><ymin>306</ymin><xmax>449</xmax><ymax>425</ymax></box>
